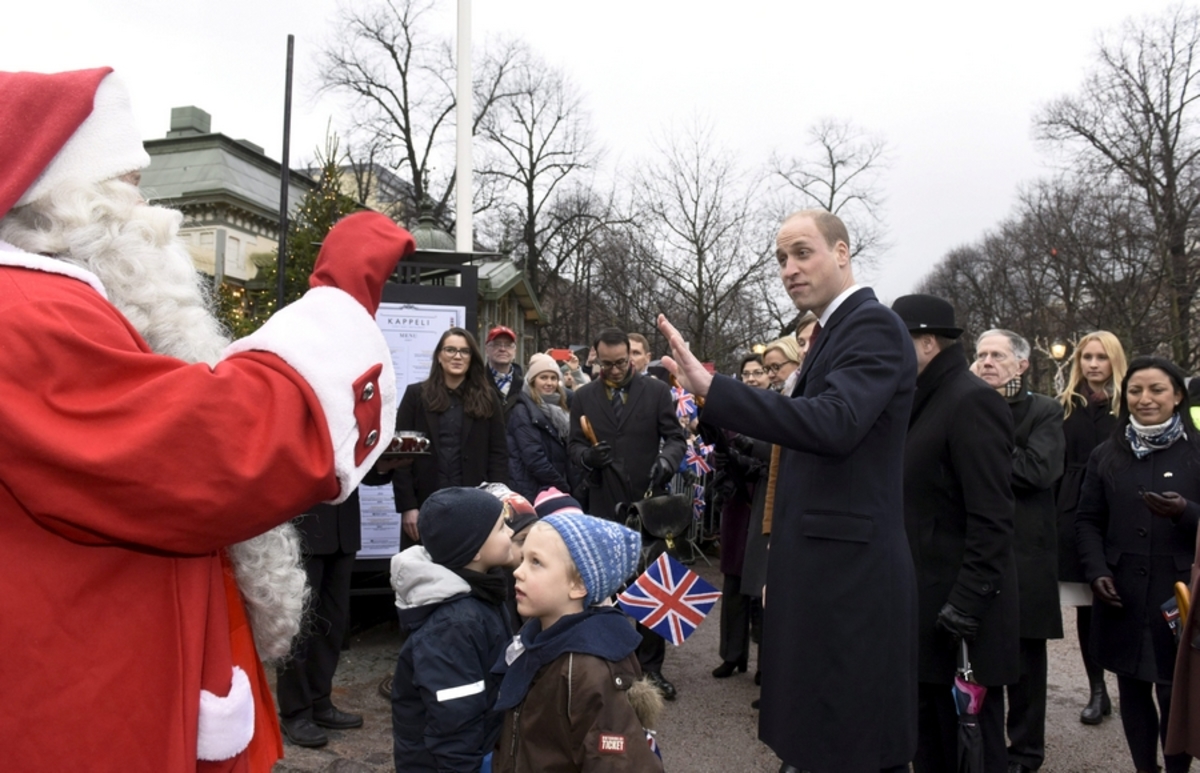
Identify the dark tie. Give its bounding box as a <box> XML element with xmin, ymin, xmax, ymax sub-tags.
<box><xmin>809</xmin><ymin>321</ymin><xmax>823</xmax><ymax>351</ymax></box>
<box><xmin>610</xmin><ymin>387</ymin><xmax>625</xmax><ymax>421</ymax></box>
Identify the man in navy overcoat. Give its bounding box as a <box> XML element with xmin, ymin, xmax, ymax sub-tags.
<box><xmin>659</xmin><ymin>210</ymin><xmax>918</xmax><ymax>773</ymax></box>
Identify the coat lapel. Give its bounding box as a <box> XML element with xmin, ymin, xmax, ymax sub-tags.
<box><xmin>795</xmin><ymin>287</ymin><xmax>876</xmax><ymax>393</ymax></box>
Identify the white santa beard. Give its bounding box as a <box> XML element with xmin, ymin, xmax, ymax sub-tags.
<box><xmin>0</xmin><ymin>180</ymin><xmax>309</xmax><ymax>662</ymax></box>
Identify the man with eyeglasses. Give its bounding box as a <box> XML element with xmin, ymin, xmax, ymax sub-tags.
<box><xmin>568</xmin><ymin>326</ymin><xmax>687</xmax><ymax>700</ymax></box>
<box><xmin>485</xmin><ymin>326</ymin><xmax>523</xmax><ymax>418</ymax></box>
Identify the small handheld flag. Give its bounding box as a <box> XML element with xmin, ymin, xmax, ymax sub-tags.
<box><xmin>617</xmin><ymin>553</ymin><xmax>720</xmax><ymax>645</ymax></box>
<box><xmin>671</xmin><ymin>386</ymin><xmax>697</xmax><ymax>421</ymax></box>
<box><xmin>692</xmin><ymin>483</ymin><xmax>706</xmax><ymax>522</ymax></box>
<box><xmin>683</xmin><ymin>443</ymin><xmax>712</xmax><ymax>476</ymax></box>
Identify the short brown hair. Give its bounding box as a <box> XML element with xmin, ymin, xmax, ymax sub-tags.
<box><xmin>628</xmin><ymin>332</ymin><xmax>650</xmax><ymax>354</ymax></box>
<box><xmin>786</xmin><ymin>210</ymin><xmax>851</xmax><ymax>253</ymax></box>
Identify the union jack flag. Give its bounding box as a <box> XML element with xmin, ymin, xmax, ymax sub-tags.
<box><xmin>646</xmin><ymin>731</ymin><xmax>662</xmax><ymax>760</ymax></box>
<box><xmin>692</xmin><ymin>483</ymin><xmax>706</xmax><ymax>521</ymax></box>
<box><xmin>617</xmin><ymin>553</ymin><xmax>721</xmax><ymax>646</ymax></box>
<box><xmin>683</xmin><ymin>444</ymin><xmax>712</xmax><ymax>476</ymax></box>
<box><xmin>671</xmin><ymin>386</ymin><xmax>697</xmax><ymax>421</ymax></box>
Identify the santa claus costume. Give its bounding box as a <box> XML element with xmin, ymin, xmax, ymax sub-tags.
<box><xmin>0</xmin><ymin>67</ymin><xmax>414</xmax><ymax>771</ymax></box>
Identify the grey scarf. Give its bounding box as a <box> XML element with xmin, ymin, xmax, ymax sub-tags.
<box><xmin>533</xmin><ymin>388</ymin><xmax>570</xmax><ymax>439</ymax></box>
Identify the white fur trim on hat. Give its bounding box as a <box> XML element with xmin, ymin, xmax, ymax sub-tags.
<box><xmin>16</xmin><ymin>72</ymin><xmax>150</xmax><ymax>207</ymax></box>
<box><xmin>196</xmin><ymin>666</ymin><xmax>254</xmax><ymax>762</ymax></box>
<box><xmin>223</xmin><ymin>286</ymin><xmax>397</xmax><ymax>503</ymax></box>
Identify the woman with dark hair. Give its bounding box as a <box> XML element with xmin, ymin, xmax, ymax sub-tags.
<box><xmin>1058</xmin><ymin>331</ymin><xmax>1129</xmax><ymax>724</ymax></box>
<box><xmin>506</xmin><ymin>353</ymin><xmax>575</xmax><ymax>501</ymax></box>
<box><xmin>1077</xmin><ymin>356</ymin><xmax>1200</xmax><ymax>773</ymax></box>
<box><xmin>393</xmin><ymin>328</ymin><xmax>509</xmax><ymax>543</ymax></box>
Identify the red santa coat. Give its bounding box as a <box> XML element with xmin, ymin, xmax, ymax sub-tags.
<box><xmin>0</xmin><ymin>248</ymin><xmax>395</xmax><ymax>771</ymax></box>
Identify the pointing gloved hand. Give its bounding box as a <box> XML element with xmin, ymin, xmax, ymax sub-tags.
<box><xmin>648</xmin><ymin>456</ymin><xmax>676</xmax><ymax>492</ymax></box>
<box><xmin>935</xmin><ymin>603</ymin><xmax>981</xmax><ymax>642</ymax></box>
<box><xmin>583</xmin><ymin>442</ymin><xmax>614</xmax><ymax>470</ymax></box>
<box><xmin>309</xmin><ymin>211</ymin><xmax>416</xmax><ymax>316</ymax></box>
<box><xmin>1143</xmin><ymin>490</ymin><xmax>1188</xmax><ymax>519</ymax></box>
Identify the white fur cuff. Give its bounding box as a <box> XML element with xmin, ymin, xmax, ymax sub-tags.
<box><xmin>224</xmin><ymin>286</ymin><xmax>397</xmax><ymax>503</ymax></box>
<box><xmin>197</xmin><ymin>666</ymin><xmax>254</xmax><ymax>762</ymax></box>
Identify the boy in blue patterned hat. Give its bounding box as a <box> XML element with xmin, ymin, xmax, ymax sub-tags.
<box><xmin>491</xmin><ymin>513</ymin><xmax>664</xmax><ymax>772</ymax></box>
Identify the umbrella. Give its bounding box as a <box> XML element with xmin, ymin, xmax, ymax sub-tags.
<box><xmin>953</xmin><ymin>639</ymin><xmax>988</xmax><ymax>773</ymax></box>
<box><xmin>579</xmin><ymin>415</ymin><xmax>637</xmax><ymax>524</ymax></box>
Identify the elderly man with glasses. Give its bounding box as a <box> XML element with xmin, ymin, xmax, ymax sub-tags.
<box><xmin>485</xmin><ymin>325</ymin><xmax>523</xmax><ymax>419</ymax></box>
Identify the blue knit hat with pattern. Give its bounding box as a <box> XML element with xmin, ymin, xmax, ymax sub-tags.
<box><xmin>541</xmin><ymin>513</ymin><xmax>641</xmax><ymax>606</ymax></box>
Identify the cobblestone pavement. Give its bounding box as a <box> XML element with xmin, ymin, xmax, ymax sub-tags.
<box><xmin>272</xmin><ymin>562</ymin><xmax>1134</xmax><ymax>772</ymax></box>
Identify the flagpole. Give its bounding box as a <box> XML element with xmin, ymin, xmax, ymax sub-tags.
<box><xmin>455</xmin><ymin>0</ymin><xmax>472</xmax><ymax>253</ymax></box>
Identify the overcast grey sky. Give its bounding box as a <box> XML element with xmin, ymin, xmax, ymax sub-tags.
<box><xmin>6</xmin><ymin>0</ymin><xmax>1182</xmax><ymax>302</ymax></box>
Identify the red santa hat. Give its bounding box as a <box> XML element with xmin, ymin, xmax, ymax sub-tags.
<box><xmin>0</xmin><ymin>67</ymin><xmax>151</xmax><ymax>220</ymax></box>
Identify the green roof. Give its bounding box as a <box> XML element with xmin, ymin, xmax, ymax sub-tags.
<box><xmin>141</xmin><ymin>134</ymin><xmax>313</xmax><ymax>220</ymax></box>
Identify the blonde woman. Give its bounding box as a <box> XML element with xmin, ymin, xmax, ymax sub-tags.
<box><xmin>762</xmin><ymin>336</ymin><xmax>801</xmax><ymax>393</ymax></box>
<box><xmin>1057</xmin><ymin>330</ymin><xmax>1128</xmax><ymax>725</ymax></box>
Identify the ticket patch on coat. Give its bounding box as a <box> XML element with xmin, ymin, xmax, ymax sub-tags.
<box><xmin>598</xmin><ymin>733</ymin><xmax>626</xmax><ymax>754</ymax></box>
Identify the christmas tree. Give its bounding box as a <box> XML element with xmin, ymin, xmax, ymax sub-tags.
<box><xmin>216</xmin><ymin>137</ymin><xmax>360</xmax><ymax>337</ymax></box>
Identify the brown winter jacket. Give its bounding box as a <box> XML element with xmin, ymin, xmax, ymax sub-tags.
<box><xmin>493</xmin><ymin>651</ymin><xmax>664</xmax><ymax>772</ymax></box>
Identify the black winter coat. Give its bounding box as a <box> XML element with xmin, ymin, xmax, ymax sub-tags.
<box><xmin>903</xmin><ymin>343</ymin><xmax>1020</xmax><ymax>686</ymax></box>
<box><xmin>492</xmin><ymin>363</ymin><xmax>524</xmax><ymax>421</ymax></box>
<box><xmin>738</xmin><ymin>437</ymin><xmax>772</xmax><ymax>597</ymax></box>
<box><xmin>392</xmin><ymin>382</ymin><xmax>509</xmax><ymax>513</ymax></box>
<box><xmin>1076</xmin><ymin>438</ymin><xmax>1200</xmax><ymax>680</ymax></box>
<box><xmin>392</xmin><ymin>593</ymin><xmax>510</xmax><ymax>772</ymax></box>
<box><xmin>567</xmin><ymin>373</ymin><xmax>687</xmax><ymax>521</ymax></box>
<box><xmin>295</xmin><ymin>466</ymin><xmax>391</xmax><ymax>555</ymax></box>
<box><xmin>1057</xmin><ymin>394</ymin><xmax>1117</xmax><ymax>582</ymax></box>
<box><xmin>1008</xmin><ymin>391</ymin><xmax>1066</xmax><ymax>639</ymax></box>
<box><xmin>506</xmin><ymin>389</ymin><xmax>575</xmax><ymax>502</ymax></box>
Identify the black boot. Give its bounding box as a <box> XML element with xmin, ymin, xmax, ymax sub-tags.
<box><xmin>1080</xmin><ymin>663</ymin><xmax>1111</xmax><ymax>725</ymax></box>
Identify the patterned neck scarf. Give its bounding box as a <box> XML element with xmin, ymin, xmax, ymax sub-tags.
<box><xmin>1001</xmin><ymin>375</ymin><xmax>1023</xmax><ymax>399</ymax></box>
<box><xmin>490</xmin><ymin>366</ymin><xmax>513</xmax><ymax>396</ymax></box>
<box><xmin>1126</xmin><ymin>412</ymin><xmax>1186</xmax><ymax>459</ymax></box>
<box><xmin>603</xmin><ymin>364</ymin><xmax>634</xmax><ymax>395</ymax></box>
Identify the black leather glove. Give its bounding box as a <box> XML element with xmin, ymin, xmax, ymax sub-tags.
<box><xmin>583</xmin><ymin>442</ymin><xmax>614</xmax><ymax>470</ymax></box>
<box><xmin>1144</xmin><ymin>491</ymin><xmax>1188</xmax><ymax>519</ymax></box>
<box><xmin>731</xmin><ymin>434</ymin><xmax>756</xmax><ymax>455</ymax></box>
<box><xmin>935</xmin><ymin>603</ymin><xmax>981</xmax><ymax>642</ymax></box>
<box><xmin>648</xmin><ymin>456</ymin><xmax>675</xmax><ymax>492</ymax></box>
<box><xmin>1092</xmin><ymin>576</ymin><xmax>1123</xmax><ymax>608</ymax></box>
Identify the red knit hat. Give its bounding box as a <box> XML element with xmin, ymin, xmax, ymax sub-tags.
<box><xmin>0</xmin><ymin>67</ymin><xmax>150</xmax><ymax>220</ymax></box>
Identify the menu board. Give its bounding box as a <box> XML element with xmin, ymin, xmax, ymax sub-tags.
<box><xmin>357</xmin><ymin>302</ymin><xmax>466</xmax><ymax>560</ymax></box>
<box><xmin>357</xmin><ymin>483</ymin><xmax>406</xmax><ymax>559</ymax></box>
<box><xmin>375</xmin><ymin>302</ymin><xmax>467</xmax><ymax>392</ymax></box>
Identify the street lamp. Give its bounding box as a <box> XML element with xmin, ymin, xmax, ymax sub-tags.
<box><xmin>1051</xmin><ymin>342</ymin><xmax>1069</xmax><ymax>395</ymax></box>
